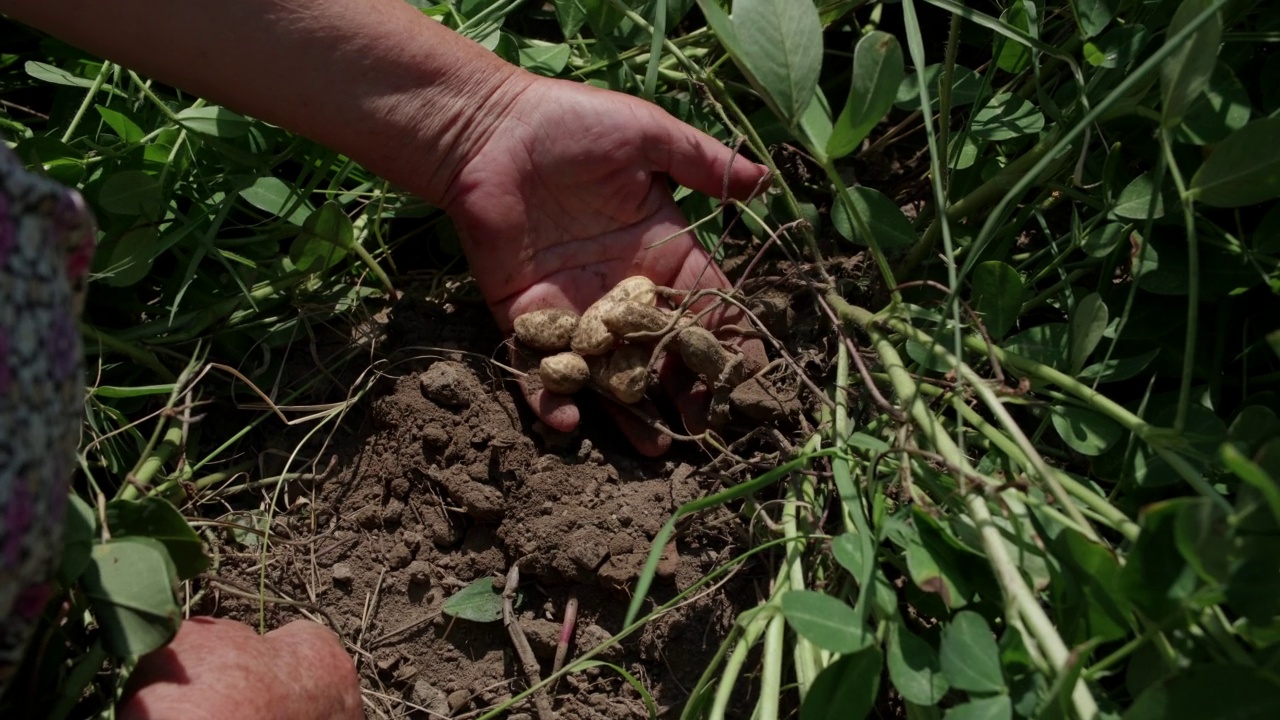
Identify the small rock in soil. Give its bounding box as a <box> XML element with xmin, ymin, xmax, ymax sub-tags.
<box><xmin>447</xmin><ymin>688</ymin><xmax>471</xmax><ymax>710</ymax></box>
<box><xmin>353</xmin><ymin>505</ymin><xmax>381</xmax><ymax>530</ymax></box>
<box><xmin>729</xmin><ymin>375</ymin><xmax>802</xmax><ymax>422</ymax></box>
<box><xmin>386</xmin><ymin>543</ymin><xmax>412</xmax><ymax>570</ymax></box>
<box><xmin>406</xmin><ymin>560</ymin><xmax>432</xmax><ymax>585</ymax></box>
<box><xmin>419</xmin><ymin>362</ymin><xmax>476</xmax><ymax>408</ymax></box>
<box><xmin>422</xmin><ymin>425</ymin><xmax>450</xmax><ymax>452</ymax></box>
<box><xmin>382</xmin><ymin>497</ymin><xmax>405</xmax><ymax>526</ymax></box>
<box><xmin>331</xmin><ymin>562</ymin><xmax>353</xmax><ymax>584</ymax></box>
<box><xmin>411</xmin><ymin>680</ymin><xmax>449</xmax><ymax>716</ymax></box>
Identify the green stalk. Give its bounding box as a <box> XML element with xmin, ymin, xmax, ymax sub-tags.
<box><xmin>61</xmin><ymin>61</ymin><xmax>112</xmax><ymax>144</ymax></box>
<box><xmin>1159</xmin><ymin>129</ymin><xmax>1200</xmax><ymax>433</ymax></box>
<box><xmin>866</xmin><ymin>320</ymin><xmax>1100</xmax><ymax>720</ymax></box>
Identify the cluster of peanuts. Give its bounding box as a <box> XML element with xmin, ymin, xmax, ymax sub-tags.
<box><xmin>513</xmin><ymin>276</ymin><xmax>744</xmax><ymax>404</ymax></box>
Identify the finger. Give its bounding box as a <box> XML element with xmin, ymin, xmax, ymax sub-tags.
<box><xmin>510</xmin><ymin>343</ymin><xmax>581</xmax><ymax>432</ymax></box>
<box><xmin>658</xmin><ymin>354</ymin><xmax>713</xmax><ymax>436</ymax></box>
<box><xmin>644</xmin><ymin>108</ymin><xmax>770</xmax><ymax>202</ymax></box>
<box><xmin>600</xmin><ymin>396</ymin><xmax>672</xmax><ymax>457</ymax></box>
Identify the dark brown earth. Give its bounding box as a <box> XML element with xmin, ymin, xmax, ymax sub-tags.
<box><xmin>198</xmin><ymin>295</ymin><xmax>797</xmax><ymax>720</ymax></box>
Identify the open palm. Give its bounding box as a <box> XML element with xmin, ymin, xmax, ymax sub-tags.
<box><xmin>441</xmin><ymin>77</ymin><xmax>768</xmax><ymax>454</ymax></box>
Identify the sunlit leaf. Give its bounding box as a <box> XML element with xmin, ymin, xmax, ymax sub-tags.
<box><xmin>945</xmin><ymin>695</ymin><xmax>1012</xmax><ymax>720</ymax></box>
<box><xmin>732</xmin><ymin>0</ymin><xmax>823</xmax><ymax>127</ymax></box>
<box><xmin>442</xmin><ymin>577</ymin><xmax>505</xmax><ymax>622</ymax></box>
<box><xmin>1051</xmin><ymin>405</ymin><xmax>1124</xmax><ymax>456</ymax></box>
<box><xmin>940</xmin><ymin>611</ymin><xmax>1005</xmax><ymax>694</ymax></box>
<box><xmin>828</xmin><ymin>31</ymin><xmax>903</xmax><ymax>159</ymax></box>
<box><xmin>106</xmin><ymin>497</ymin><xmax>210</xmax><ymax>581</ymax></box>
<box><xmin>832</xmin><ymin>186</ymin><xmax>916</xmax><ymax>249</ymax></box>
<box><xmin>780</xmin><ymin>589</ymin><xmax>872</xmax><ymax>654</ymax></box>
<box><xmin>83</xmin><ymin>537</ymin><xmax>181</xmax><ymax>658</ymax></box>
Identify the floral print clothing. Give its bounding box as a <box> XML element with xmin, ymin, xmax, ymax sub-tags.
<box><xmin>0</xmin><ymin>144</ymin><xmax>94</xmax><ymax>692</ymax></box>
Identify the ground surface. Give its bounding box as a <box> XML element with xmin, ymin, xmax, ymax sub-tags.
<box><xmin>200</xmin><ymin>294</ymin><xmax>785</xmax><ymax>720</ymax></box>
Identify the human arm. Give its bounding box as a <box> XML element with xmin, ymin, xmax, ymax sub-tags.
<box><xmin>3</xmin><ymin>0</ymin><xmax>771</xmax><ymax>453</ymax></box>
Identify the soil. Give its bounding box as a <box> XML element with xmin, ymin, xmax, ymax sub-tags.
<box><xmin>198</xmin><ymin>294</ymin><xmax>788</xmax><ymax>720</ymax></box>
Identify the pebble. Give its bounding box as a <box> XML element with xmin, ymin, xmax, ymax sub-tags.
<box><xmin>331</xmin><ymin>562</ymin><xmax>352</xmax><ymax>584</ymax></box>
<box><xmin>411</xmin><ymin>680</ymin><xmax>449</xmax><ymax>716</ymax></box>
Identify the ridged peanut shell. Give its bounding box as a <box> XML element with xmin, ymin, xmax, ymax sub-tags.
<box><xmin>514</xmin><ymin>308</ymin><xmax>580</xmax><ymax>351</ymax></box>
<box><xmin>538</xmin><ymin>352</ymin><xmax>590</xmax><ymax>395</ymax></box>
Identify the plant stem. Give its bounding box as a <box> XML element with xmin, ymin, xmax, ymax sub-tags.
<box><xmin>61</xmin><ymin>61</ymin><xmax>112</xmax><ymax>144</ymax></box>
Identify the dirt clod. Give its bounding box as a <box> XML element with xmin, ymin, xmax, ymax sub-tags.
<box><xmin>419</xmin><ymin>361</ymin><xmax>478</xmax><ymax>408</ymax></box>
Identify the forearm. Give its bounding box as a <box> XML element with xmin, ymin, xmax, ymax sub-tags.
<box><xmin>1</xmin><ymin>0</ymin><xmax>526</xmax><ymax>204</ymax></box>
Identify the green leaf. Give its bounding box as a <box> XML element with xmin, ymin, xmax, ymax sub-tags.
<box><xmin>291</xmin><ymin>201</ymin><xmax>354</xmax><ymax>273</ymax></box>
<box><xmin>971</xmin><ymin>261</ymin><xmax>1024</xmax><ymax>340</ymax></box>
<box><xmin>1004</xmin><ymin>323</ymin><xmax>1069</xmax><ymax>370</ymax></box>
<box><xmin>1120</xmin><ymin>501</ymin><xmax>1199</xmax><ymax>619</ymax></box>
<box><xmin>442</xmin><ymin>577</ymin><xmax>505</xmax><ymax>622</ymax></box>
<box><xmin>1078</xmin><ymin>349</ymin><xmax>1160</xmax><ymax>384</ymax></box>
<box><xmin>1112</xmin><ymin>172</ymin><xmax>1166</xmax><ymax>220</ymax></box>
<box><xmin>1074</xmin><ymin>0</ymin><xmax>1114</xmax><ymax>38</ymax></box>
<box><xmin>106</xmin><ymin>497</ymin><xmax>210</xmax><ymax>581</ymax></box>
<box><xmin>83</xmin><ymin>537</ymin><xmax>181</xmax><ymax>658</ymax></box>
<box><xmin>780</xmin><ymin>589</ymin><xmax>872</xmax><ymax>654</ymax></box>
<box><xmin>828</xmin><ymin>31</ymin><xmax>904</xmax><ymax>159</ymax></box>
<box><xmin>1051</xmin><ymin>405</ymin><xmax>1124</xmax><ymax>456</ymax></box>
<box><xmin>1223</xmin><ymin>443</ymin><xmax>1280</xmax><ymax>526</ymax></box>
<box><xmin>582</xmin><ymin>0</ymin><xmax>623</xmax><ymax>36</ymax></box>
<box><xmin>1080</xmin><ymin>222</ymin><xmax>1126</xmax><ymax>258</ymax></box>
<box><xmin>553</xmin><ymin>0</ymin><xmax>588</xmax><ymax>38</ymax></box>
<box><xmin>945</xmin><ymin>695</ymin><xmax>1012</xmax><ymax>720</ymax></box>
<box><xmin>1070</xmin><ymin>293</ymin><xmax>1108</xmax><ymax>373</ymax></box>
<box><xmin>905</xmin><ymin>531</ymin><xmax>971</xmax><ymax>609</ymax></box>
<box><xmin>1125</xmin><ymin>664</ymin><xmax>1280</xmax><ymax>720</ymax></box>
<box><xmin>832</xmin><ymin>533</ymin><xmax>871</xmax><ymax>580</ymax></box>
<box><xmin>800</xmin><ymin>646</ymin><xmax>883</xmax><ymax>720</ymax></box>
<box><xmin>940</xmin><ymin>611</ymin><xmax>1005</xmax><ymax>694</ymax></box>
<box><xmin>1083</xmin><ymin>23</ymin><xmax>1150</xmax><ymax>69</ymax></box>
<box><xmin>888</xmin><ymin>621</ymin><xmax>949</xmax><ymax>706</ymax></box>
<box><xmin>895</xmin><ymin>65</ymin><xmax>982</xmax><ymax>111</ymax></box>
<box><xmin>98</xmin><ymin>170</ymin><xmax>162</xmax><ymax>217</ymax></box>
<box><xmin>25</xmin><ymin>61</ymin><xmax>123</xmax><ymax>96</ymax></box>
<box><xmin>832</xmin><ymin>186</ymin><xmax>916</xmax><ymax>249</ymax></box>
<box><xmin>994</xmin><ymin>2</ymin><xmax>1034</xmax><ymax>74</ymax></box>
<box><xmin>798</xmin><ymin>90</ymin><xmax>834</xmax><ymax>154</ymax></box>
<box><xmin>1173</xmin><ymin>498</ymin><xmax>1231</xmax><ymax>583</ymax></box>
<box><xmin>732</xmin><ymin>0</ymin><xmax>823</xmax><ymax>127</ymax></box>
<box><xmin>240</xmin><ymin>176</ymin><xmax>314</xmax><ymax>225</ymax></box>
<box><xmin>1175</xmin><ymin>61</ymin><xmax>1251</xmax><ymax>145</ymax></box>
<box><xmin>95</xmin><ymin>105</ymin><xmax>144</xmax><ymax>144</ymax></box>
<box><xmin>1160</xmin><ymin>0</ymin><xmax>1222</xmax><ymax>129</ymax></box>
<box><xmin>1050</xmin><ymin>527</ymin><xmax>1132</xmax><ymax>644</ymax></box>
<box><xmin>518</xmin><ymin>43</ymin><xmax>572</xmax><ymax>75</ymax></box>
<box><xmin>100</xmin><ymin>227</ymin><xmax>159</xmax><ymax>288</ymax></box>
<box><xmin>1190</xmin><ymin>116</ymin><xmax>1280</xmax><ymax>208</ymax></box>
<box><xmin>971</xmin><ymin>93</ymin><xmax>1044</xmax><ymax>141</ymax></box>
<box><xmin>175</xmin><ymin>106</ymin><xmax>252</xmax><ymax>138</ymax></box>
<box><xmin>58</xmin><ymin>494</ymin><xmax>96</xmax><ymax>587</ymax></box>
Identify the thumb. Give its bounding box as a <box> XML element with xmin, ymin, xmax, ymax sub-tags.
<box><xmin>644</xmin><ymin>108</ymin><xmax>770</xmax><ymax>202</ymax></box>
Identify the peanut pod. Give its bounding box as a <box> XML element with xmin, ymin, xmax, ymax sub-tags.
<box><xmin>539</xmin><ymin>352</ymin><xmax>590</xmax><ymax>395</ymax></box>
<box><xmin>514</xmin><ymin>308</ymin><xmax>580</xmax><ymax>351</ymax></box>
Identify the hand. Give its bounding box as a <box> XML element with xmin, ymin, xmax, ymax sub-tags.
<box><xmin>119</xmin><ymin>618</ymin><xmax>361</xmax><ymax>720</ymax></box>
<box><xmin>441</xmin><ymin>74</ymin><xmax>770</xmax><ymax>455</ymax></box>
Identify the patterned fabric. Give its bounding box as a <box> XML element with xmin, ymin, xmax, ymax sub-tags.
<box><xmin>0</xmin><ymin>144</ymin><xmax>94</xmax><ymax>691</ymax></box>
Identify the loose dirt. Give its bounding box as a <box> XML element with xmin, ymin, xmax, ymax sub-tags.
<box><xmin>200</xmin><ymin>296</ymin><xmax>777</xmax><ymax>719</ymax></box>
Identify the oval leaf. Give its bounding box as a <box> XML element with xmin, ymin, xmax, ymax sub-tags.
<box><xmin>1160</xmin><ymin>0</ymin><xmax>1222</xmax><ymax>129</ymax></box>
<box><xmin>779</xmin><ymin>589</ymin><xmax>871</xmax><ymax>654</ymax></box>
<box><xmin>733</xmin><ymin>0</ymin><xmax>823</xmax><ymax>127</ymax></box>
<box><xmin>1070</xmin><ymin>293</ymin><xmax>1109</xmax><ymax>373</ymax></box>
<box><xmin>888</xmin><ymin>621</ymin><xmax>949</xmax><ymax>706</ymax></box>
<box><xmin>828</xmin><ymin>31</ymin><xmax>904</xmax><ymax>159</ymax></box>
<box><xmin>1190</xmin><ymin>116</ymin><xmax>1280</xmax><ymax>208</ymax></box>
<box><xmin>442</xmin><ymin>577</ymin><xmax>505</xmax><ymax>623</ymax></box>
<box><xmin>175</xmin><ymin>106</ymin><xmax>252</xmax><ymax>138</ymax></box>
<box><xmin>971</xmin><ymin>261</ymin><xmax>1024</xmax><ymax>340</ymax></box>
<box><xmin>106</xmin><ymin>497</ymin><xmax>210</xmax><ymax>581</ymax></box>
<box><xmin>83</xmin><ymin>537</ymin><xmax>181</xmax><ymax>658</ymax></box>
<box><xmin>800</xmin><ymin>647</ymin><xmax>883</xmax><ymax>720</ymax></box>
<box><xmin>939</xmin><ymin>610</ymin><xmax>1005</xmax><ymax>694</ymax></box>
<box><xmin>832</xmin><ymin>186</ymin><xmax>916</xmax><ymax>249</ymax></box>
<box><xmin>971</xmin><ymin>93</ymin><xmax>1044</xmax><ymax>141</ymax></box>
<box><xmin>1051</xmin><ymin>405</ymin><xmax>1124</xmax><ymax>456</ymax></box>
<box><xmin>1112</xmin><ymin>172</ymin><xmax>1166</xmax><ymax>219</ymax></box>
<box><xmin>1125</xmin><ymin>664</ymin><xmax>1280</xmax><ymax>720</ymax></box>
<box><xmin>98</xmin><ymin>170</ymin><xmax>162</xmax><ymax>217</ymax></box>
